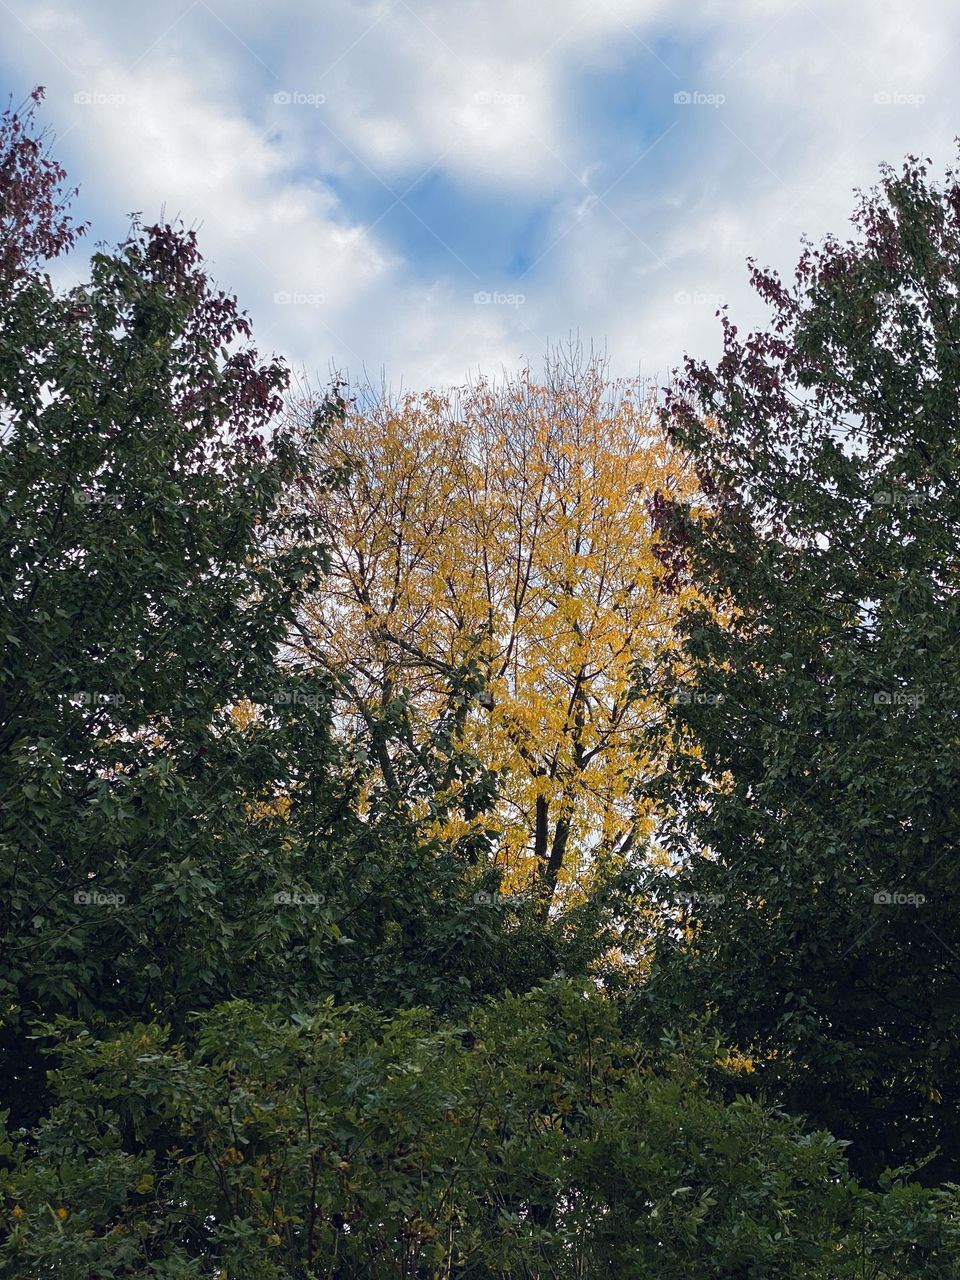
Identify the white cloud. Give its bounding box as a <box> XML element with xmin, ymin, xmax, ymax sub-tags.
<box><xmin>2</xmin><ymin>0</ymin><xmax>960</xmax><ymax>389</ymax></box>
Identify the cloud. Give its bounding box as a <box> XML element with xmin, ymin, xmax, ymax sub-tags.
<box><xmin>1</xmin><ymin>0</ymin><xmax>959</xmax><ymax>390</ymax></box>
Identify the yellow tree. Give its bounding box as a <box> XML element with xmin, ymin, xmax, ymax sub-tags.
<box><xmin>290</xmin><ymin>350</ymin><xmax>698</xmax><ymax>914</ymax></box>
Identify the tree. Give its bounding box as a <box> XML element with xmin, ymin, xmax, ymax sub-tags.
<box><xmin>643</xmin><ymin>150</ymin><xmax>960</xmax><ymax>1183</ymax></box>
<box><xmin>11</xmin><ymin>981</ymin><xmax>957</xmax><ymax>1280</ymax></box>
<box><xmin>0</xmin><ymin>92</ymin><xmax>530</xmax><ymax>1135</ymax></box>
<box><xmin>290</xmin><ymin>348</ymin><xmax>698</xmax><ymax>917</ymax></box>
<box><xmin>0</xmin><ymin>84</ymin><xmax>317</xmax><ymax>1114</ymax></box>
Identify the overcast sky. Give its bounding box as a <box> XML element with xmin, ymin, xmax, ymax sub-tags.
<box><xmin>2</xmin><ymin>0</ymin><xmax>958</xmax><ymax>391</ymax></box>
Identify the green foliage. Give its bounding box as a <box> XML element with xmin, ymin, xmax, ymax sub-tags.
<box><xmin>9</xmin><ymin>983</ymin><xmax>951</xmax><ymax>1279</ymax></box>
<box><xmin>645</xmin><ymin>150</ymin><xmax>960</xmax><ymax>1182</ymax></box>
<box><xmin>0</xmin><ymin>91</ymin><xmax>529</xmax><ymax>1130</ymax></box>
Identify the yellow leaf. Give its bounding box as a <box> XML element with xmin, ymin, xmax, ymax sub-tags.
<box><xmin>292</xmin><ymin>351</ymin><xmax>703</xmax><ymax>922</ymax></box>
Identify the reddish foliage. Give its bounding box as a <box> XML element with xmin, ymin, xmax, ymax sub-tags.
<box><xmin>0</xmin><ymin>87</ymin><xmax>86</xmax><ymax>291</ymax></box>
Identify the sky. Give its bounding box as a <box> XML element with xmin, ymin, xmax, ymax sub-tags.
<box><xmin>1</xmin><ymin>0</ymin><xmax>958</xmax><ymax>392</ymax></box>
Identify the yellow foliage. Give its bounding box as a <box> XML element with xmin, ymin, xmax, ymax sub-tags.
<box><xmin>715</xmin><ymin>1051</ymin><xmax>756</xmax><ymax>1075</ymax></box>
<box><xmin>294</xmin><ymin>351</ymin><xmax>698</xmax><ymax>907</ymax></box>
<box><xmin>230</xmin><ymin>698</ymin><xmax>260</xmax><ymax>731</ymax></box>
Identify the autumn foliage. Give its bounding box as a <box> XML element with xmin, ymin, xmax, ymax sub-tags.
<box><xmin>6</xmin><ymin>92</ymin><xmax>960</xmax><ymax>1279</ymax></box>
<box><xmin>290</xmin><ymin>350</ymin><xmax>698</xmax><ymax>913</ymax></box>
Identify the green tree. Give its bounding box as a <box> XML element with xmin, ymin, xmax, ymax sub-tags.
<box><xmin>0</xmin><ymin>92</ymin><xmax>525</xmax><ymax>1132</ymax></box>
<box><xmin>10</xmin><ymin>983</ymin><xmax>953</xmax><ymax>1280</ymax></box>
<box><xmin>644</xmin><ymin>149</ymin><xmax>960</xmax><ymax>1184</ymax></box>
